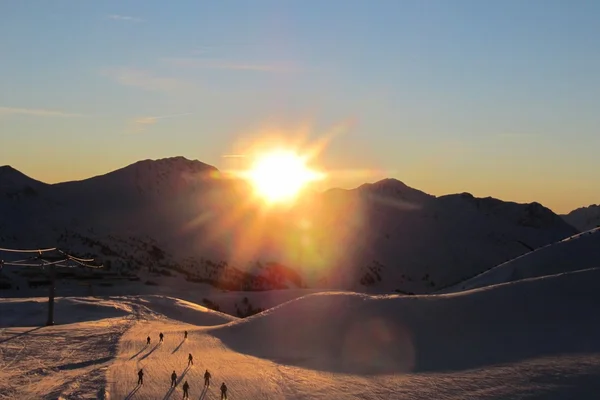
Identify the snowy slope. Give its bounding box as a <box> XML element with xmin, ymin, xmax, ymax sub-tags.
<box><xmin>311</xmin><ymin>188</ymin><xmax>577</xmax><ymax>292</ymax></box>
<box><xmin>1</xmin><ymin>157</ymin><xmax>579</xmax><ymax>294</ymax></box>
<box><xmin>0</xmin><ymin>295</ymin><xmax>236</xmax><ymax>328</ymax></box>
<box><xmin>563</xmin><ymin>204</ymin><xmax>600</xmax><ymax>232</ymax></box>
<box><xmin>440</xmin><ymin>227</ymin><xmax>600</xmax><ymax>293</ymax></box>
<box><xmin>210</xmin><ymin>267</ymin><xmax>600</xmax><ymax>374</ymax></box>
<box><xmin>2</xmin><ymin>268</ymin><xmax>600</xmax><ymax>399</ymax></box>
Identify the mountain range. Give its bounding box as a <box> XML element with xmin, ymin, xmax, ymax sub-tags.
<box><xmin>0</xmin><ymin>157</ymin><xmax>593</xmax><ymax>294</ymax></box>
<box><xmin>563</xmin><ymin>204</ymin><xmax>600</xmax><ymax>232</ymax></box>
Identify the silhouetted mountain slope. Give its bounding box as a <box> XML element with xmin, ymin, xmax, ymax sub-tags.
<box><xmin>563</xmin><ymin>204</ymin><xmax>600</xmax><ymax>231</ymax></box>
<box><xmin>0</xmin><ymin>157</ymin><xmax>579</xmax><ymax>293</ymax></box>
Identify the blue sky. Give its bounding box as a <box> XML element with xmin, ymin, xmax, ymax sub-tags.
<box><xmin>1</xmin><ymin>0</ymin><xmax>599</xmax><ymax>212</ymax></box>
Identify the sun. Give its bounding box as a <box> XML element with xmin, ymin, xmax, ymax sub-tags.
<box><xmin>244</xmin><ymin>150</ymin><xmax>324</xmax><ymax>203</ymax></box>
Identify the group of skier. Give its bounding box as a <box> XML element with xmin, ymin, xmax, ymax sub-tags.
<box><xmin>137</xmin><ymin>331</ymin><xmax>229</xmax><ymax>399</ymax></box>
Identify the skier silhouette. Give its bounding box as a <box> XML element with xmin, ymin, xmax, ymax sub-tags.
<box><xmin>146</xmin><ymin>336</ymin><xmax>151</xmax><ymax>345</ymax></box>
<box><xmin>188</xmin><ymin>353</ymin><xmax>193</xmax><ymax>366</ymax></box>
<box><xmin>159</xmin><ymin>332</ymin><xmax>164</xmax><ymax>343</ymax></box>
<box><xmin>182</xmin><ymin>380</ymin><xmax>190</xmax><ymax>399</ymax></box>
<box><xmin>184</xmin><ymin>330</ymin><xmax>188</xmax><ymax>339</ymax></box>
<box><xmin>204</xmin><ymin>369</ymin><xmax>211</xmax><ymax>387</ymax></box>
<box><xmin>137</xmin><ymin>369</ymin><xmax>144</xmax><ymax>385</ymax></box>
<box><xmin>220</xmin><ymin>382</ymin><xmax>227</xmax><ymax>399</ymax></box>
<box><xmin>170</xmin><ymin>370</ymin><xmax>177</xmax><ymax>387</ymax></box>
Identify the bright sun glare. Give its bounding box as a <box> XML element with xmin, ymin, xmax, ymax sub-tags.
<box><xmin>245</xmin><ymin>150</ymin><xmax>324</xmax><ymax>203</ymax></box>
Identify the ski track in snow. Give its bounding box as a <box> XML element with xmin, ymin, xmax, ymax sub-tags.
<box><xmin>0</xmin><ymin>317</ymin><xmax>130</xmax><ymax>400</ymax></box>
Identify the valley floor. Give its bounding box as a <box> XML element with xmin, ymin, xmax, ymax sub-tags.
<box><xmin>2</xmin><ymin>309</ymin><xmax>600</xmax><ymax>399</ymax></box>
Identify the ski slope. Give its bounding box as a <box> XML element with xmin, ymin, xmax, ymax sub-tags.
<box><xmin>2</xmin><ymin>269</ymin><xmax>600</xmax><ymax>399</ymax></box>
<box><xmin>441</xmin><ymin>227</ymin><xmax>600</xmax><ymax>293</ymax></box>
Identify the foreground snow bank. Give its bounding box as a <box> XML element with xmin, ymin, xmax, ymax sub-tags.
<box><xmin>0</xmin><ymin>297</ymin><xmax>132</xmax><ymax>327</ymax></box>
<box><xmin>210</xmin><ymin>267</ymin><xmax>600</xmax><ymax>374</ymax></box>
<box><xmin>0</xmin><ymin>295</ymin><xmax>237</xmax><ymax>328</ymax></box>
<box><xmin>443</xmin><ymin>227</ymin><xmax>600</xmax><ymax>293</ymax></box>
<box><xmin>0</xmin><ymin>318</ymin><xmax>129</xmax><ymax>399</ymax></box>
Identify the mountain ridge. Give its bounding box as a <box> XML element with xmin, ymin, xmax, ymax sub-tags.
<box><xmin>562</xmin><ymin>204</ymin><xmax>600</xmax><ymax>232</ymax></box>
<box><xmin>0</xmin><ymin>157</ymin><xmax>582</xmax><ymax>294</ymax></box>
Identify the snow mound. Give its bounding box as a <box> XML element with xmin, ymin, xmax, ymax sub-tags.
<box><xmin>0</xmin><ymin>294</ymin><xmax>237</xmax><ymax>328</ymax></box>
<box><xmin>0</xmin><ymin>297</ymin><xmax>132</xmax><ymax>327</ymax></box>
<box><xmin>129</xmin><ymin>295</ymin><xmax>237</xmax><ymax>326</ymax></box>
<box><xmin>210</xmin><ymin>267</ymin><xmax>600</xmax><ymax>374</ymax></box>
<box><xmin>442</xmin><ymin>227</ymin><xmax>600</xmax><ymax>293</ymax></box>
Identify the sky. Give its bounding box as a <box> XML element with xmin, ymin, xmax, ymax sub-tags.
<box><xmin>1</xmin><ymin>0</ymin><xmax>599</xmax><ymax>213</ymax></box>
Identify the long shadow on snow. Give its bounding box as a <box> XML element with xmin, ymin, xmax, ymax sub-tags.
<box><xmin>41</xmin><ymin>324</ymin><xmax>125</xmax><ymax>400</ymax></box>
<box><xmin>172</xmin><ymin>339</ymin><xmax>185</xmax><ymax>354</ymax></box>
<box><xmin>209</xmin><ymin>268</ymin><xmax>600</xmax><ymax>375</ymax></box>
<box><xmin>130</xmin><ymin>343</ymin><xmax>149</xmax><ymax>360</ymax></box>
<box><xmin>198</xmin><ymin>385</ymin><xmax>208</xmax><ymax>400</ymax></box>
<box><xmin>56</xmin><ymin>356</ymin><xmax>113</xmax><ymax>371</ymax></box>
<box><xmin>124</xmin><ymin>384</ymin><xmax>141</xmax><ymax>400</ymax></box>
<box><xmin>139</xmin><ymin>343</ymin><xmax>161</xmax><ymax>361</ymax></box>
<box><xmin>0</xmin><ymin>326</ymin><xmax>43</xmax><ymax>344</ymax></box>
<box><xmin>162</xmin><ymin>365</ymin><xmax>190</xmax><ymax>400</ymax></box>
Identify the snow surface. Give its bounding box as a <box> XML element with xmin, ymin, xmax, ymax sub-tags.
<box><xmin>441</xmin><ymin>227</ymin><xmax>600</xmax><ymax>293</ymax></box>
<box><xmin>2</xmin><ymin>268</ymin><xmax>600</xmax><ymax>399</ymax></box>
<box><xmin>0</xmin><ymin>265</ymin><xmax>328</xmax><ymax>319</ymax></box>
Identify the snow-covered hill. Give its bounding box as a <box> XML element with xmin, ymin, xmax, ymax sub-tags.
<box><xmin>440</xmin><ymin>227</ymin><xmax>600</xmax><ymax>293</ymax></box>
<box><xmin>0</xmin><ymin>157</ymin><xmax>579</xmax><ymax>294</ymax></box>
<box><xmin>2</xmin><ymin>267</ymin><xmax>600</xmax><ymax>399</ymax></box>
<box><xmin>563</xmin><ymin>204</ymin><xmax>600</xmax><ymax>232</ymax></box>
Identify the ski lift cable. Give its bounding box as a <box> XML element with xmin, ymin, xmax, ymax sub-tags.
<box><xmin>4</xmin><ymin>257</ymin><xmax>38</xmax><ymax>264</ymax></box>
<box><xmin>0</xmin><ymin>247</ymin><xmax>57</xmax><ymax>253</ymax></box>
<box><xmin>2</xmin><ymin>259</ymin><xmax>68</xmax><ymax>267</ymax></box>
<box><xmin>57</xmin><ymin>249</ymin><xmax>95</xmax><ymax>263</ymax></box>
<box><xmin>68</xmin><ymin>257</ymin><xmax>104</xmax><ymax>269</ymax></box>
<box><xmin>0</xmin><ymin>246</ymin><xmax>101</xmax><ymax>267</ymax></box>
<box><xmin>3</xmin><ymin>262</ymin><xmax>53</xmax><ymax>267</ymax></box>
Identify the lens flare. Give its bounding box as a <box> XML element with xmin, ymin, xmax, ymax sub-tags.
<box><xmin>244</xmin><ymin>149</ymin><xmax>325</xmax><ymax>204</ymax></box>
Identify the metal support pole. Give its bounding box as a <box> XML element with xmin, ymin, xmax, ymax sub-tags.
<box><xmin>46</xmin><ymin>264</ymin><xmax>56</xmax><ymax>326</ymax></box>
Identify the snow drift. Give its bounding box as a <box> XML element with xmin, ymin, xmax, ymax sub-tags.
<box><xmin>210</xmin><ymin>267</ymin><xmax>600</xmax><ymax>374</ymax></box>
<box><xmin>126</xmin><ymin>295</ymin><xmax>237</xmax><ymax>326</ymax></box>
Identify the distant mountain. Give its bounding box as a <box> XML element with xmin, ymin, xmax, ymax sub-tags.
<box><xmin>0</xmin><ymin>165</ymin><xmax>47</xmax><ymax>197</ymax></box>
<box><xmin>562</xmin><ymin>205</ymin><xmax>600</xmax><ymax>232</ymax></box>
<box><xmin>0</xmin><ymin>157</ymin><xmax>579</xmax><ymax>294</ymax></box>
<box><xmin>312</xmin><ymin>186</ymin><xmax>577</xmax><ymax>293</ymax></box>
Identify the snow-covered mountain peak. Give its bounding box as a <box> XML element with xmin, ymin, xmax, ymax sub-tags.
<box><xmin>358</xmin><ymin>178</ymin><xmax>434</xmax><ymax>205</ymax></box>
<box><xmin>563</xmin><ymin>204</ymin><xmax>600</xmax><ymax>231</ymax></box>
<box><xmin>129</xmin><ymin>156</ymin><xmax>219</xmax><ymax>175</ymax></box>
<box><xmin>51</xmin><ymin>156</ymin><xmax>222</xmax><ymax>202</ymax></box>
